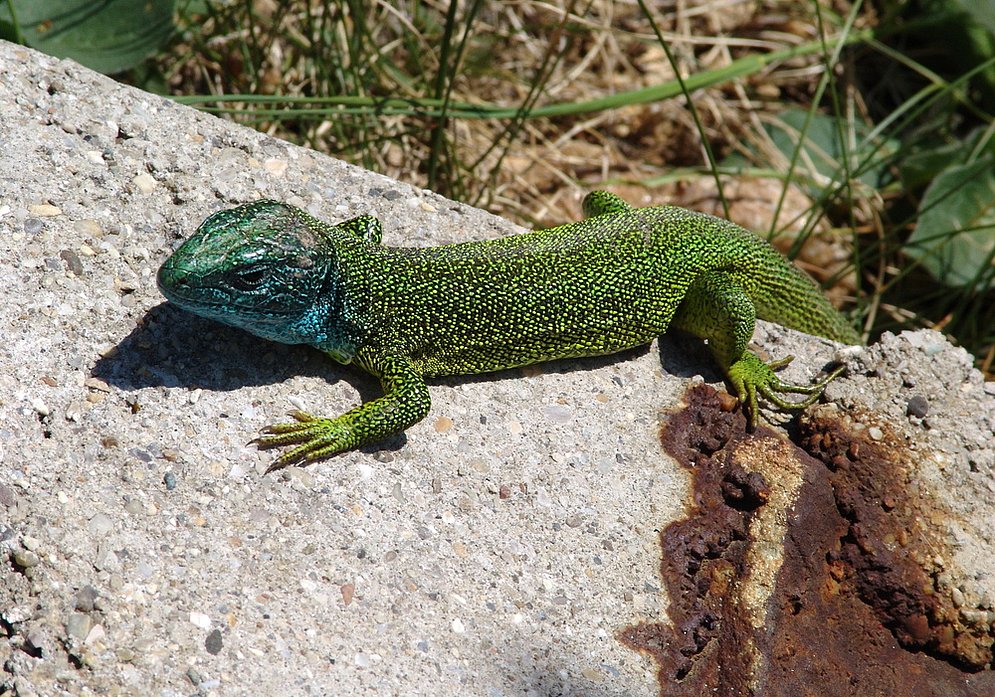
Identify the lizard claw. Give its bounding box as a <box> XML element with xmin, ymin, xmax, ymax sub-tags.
<box><xmin>727</xmin><ymin>352</ymin><xmax>846</xmax><ymax>430</ymax></box>
<box><xmin>252</xmin><ymin>411</ymin><xmax>351</xmax><ymax>471</ymax></box>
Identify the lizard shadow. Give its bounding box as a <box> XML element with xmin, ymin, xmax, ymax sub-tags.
<box><xmin>92</xmin><ymin>302</ymin><xmax>368</xmax><ymax>394</ymax></box>
<box><xmin>657</xmin><ymin>331</ymin><xmax>726</xmax><ymax>382</ymax></box>
<box><xmin>93</xmin><ymin>302</ymin><xmax>402</xmax><ymax>452</ymax></box>
<box><xmin>94</xmin><ymin>303</ymin><xmax>718</xmax><ymax>454</ymax></box>
<box><xmin>102</xmin><ymin>304</ymin><xmax>712</xmax><ymax>395</ymax></box>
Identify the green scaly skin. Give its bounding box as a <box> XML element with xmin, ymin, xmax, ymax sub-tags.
<box><xmin>157</xmin><ymin>192</ymin><xmax>860</xmax><ymax>470</ymax></box>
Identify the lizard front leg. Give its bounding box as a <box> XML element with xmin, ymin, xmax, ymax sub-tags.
<box><xmin>672</xmin><ymin>270</ymin><xmax>843</xmax><ymax>429</ymax></box>
<box><xmin>255</xmin><ymin>349</ymin><xmax>431</xmax><ymax>470</ymax></box>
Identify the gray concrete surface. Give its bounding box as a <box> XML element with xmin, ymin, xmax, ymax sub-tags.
<box><xmin>1</xmin><ymin>41</ymin><xmax>993</xmax><ymax>696</ymax></box>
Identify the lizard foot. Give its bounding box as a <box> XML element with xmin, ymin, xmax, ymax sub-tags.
<box><xmin>253</xmin><ymin>410</ymin><xmax>352</xmax><ymax>471</ymax></box>
<box><xmin>727</xmin><ymin>353</ymin><xmax>845</xmax><ymax>430</ymax></box>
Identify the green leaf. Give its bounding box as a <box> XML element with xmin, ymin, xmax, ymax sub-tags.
<box><xmin>917</xmin><ymin>0</ymin><xmax>995</xmax><ymax>113</ymax></box>
<box><xmin>897</xmin><ymin>127</ymin><xmax>992</xmax><ymax>191</ymax></box>
<box><xmin>906</xmin><ymin>157</ymin><xmax>995</xmax><ymax>290</ymax></box>
<box><xmin>763</xmin><ymin>108</ymin><xmax>895</xmax><ymax>192</ymax></box>
<box><xmin>951</xmin><ymin>0</ymin><xmax>995</xmax><ymax>35</ymax></box>
<box><xmin>0</xmin><ymin>0</ymin><xmax>175</xmax><ymax>74</ymax></box>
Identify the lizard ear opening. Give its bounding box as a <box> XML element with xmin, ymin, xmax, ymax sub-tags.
<box><xmin>339</xmin><ymin>215</ymin><xmax>383</xmax><ymax>244</ymax></box>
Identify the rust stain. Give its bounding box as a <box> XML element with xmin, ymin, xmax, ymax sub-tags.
<box><xmin>620</xmin><ymin>385</ymin><xmax>995</xmax><ymax>697</ymax></box>
<box><xmin>800</xmin><ymin>409</ymin><xmax>994</xmax><ymax>672</ymax></box>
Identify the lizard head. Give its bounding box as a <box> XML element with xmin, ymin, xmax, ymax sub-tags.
<box><xmin>157</xmin><ymin>200</ymin><xmax>344</xmax><ymax>346</ymax></box>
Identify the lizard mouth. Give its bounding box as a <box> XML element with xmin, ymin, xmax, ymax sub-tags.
<box><xmin>156</xmin><ymin>261</ymin><xmax>233</xmax><ymax>311</ymax></box>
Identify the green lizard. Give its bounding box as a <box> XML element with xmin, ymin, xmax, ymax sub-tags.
<box><xmin>157</xmin><ymin>191</ymin><xmax>859</xmax><ymax>470</ymax></box>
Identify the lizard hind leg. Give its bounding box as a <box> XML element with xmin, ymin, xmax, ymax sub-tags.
<box><xmin>671</xmin><ymin>270</ymin><xmax>841</xmax><ymax>429</ymax></box>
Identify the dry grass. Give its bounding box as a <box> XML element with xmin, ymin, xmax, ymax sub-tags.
<box><xmin>164</xmin><ymin>0</ymin><xmax>860</xmax><ymax>229</ymax></box>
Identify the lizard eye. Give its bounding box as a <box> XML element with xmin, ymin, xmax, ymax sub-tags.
<box><xmin>230</xmin><ymin>266</ymin><xmax>270</xmax><ymax>291</ymax></box>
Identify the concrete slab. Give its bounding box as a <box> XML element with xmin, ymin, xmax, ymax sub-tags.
<box><xmin>1</xmin><ymin>41</ymin><xmax>993</xmax><ymax>696</ymax></box>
